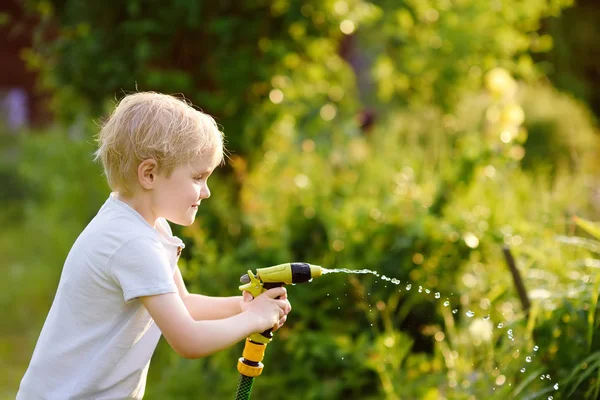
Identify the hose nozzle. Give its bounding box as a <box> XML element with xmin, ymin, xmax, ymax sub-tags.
<box><xmin>239</xmin><ymin>262</ymin><xmax>322</xmax><ymax>298</ymax></box>
<box><xmin>256</xmin><ymin>262</ymin><xmax>322</xmax><ymax>284</ymax></box>
<box><xmin>238</xmin><ymin>262</ymin><xmax>323</xmax><ymax>344</ymax></box>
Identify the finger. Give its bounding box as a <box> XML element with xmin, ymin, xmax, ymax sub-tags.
<box><xmin>242</xmin><ymin>291</ymin><xmax>254</xmax><ymax>302</ymax></box>
<box><xmin>279</xmin><ymin>315</ymin><xmax>287</xmax><ymax>326</ymax></box>
<box><xmin>275</xmin><ymin>299</ymin><xmax>291</xmax><ymax>313</ymax></box>
<box><xmin>280</xmin><ymin>299</ymin><xmax>291</xmax><ymax>314</ymax></box>
<box><xmin>264</xmin><ymin>287</ymin><xmax>287</xmax><ymax>299</ymax></box>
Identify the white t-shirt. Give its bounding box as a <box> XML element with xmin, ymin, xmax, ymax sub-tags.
<box><xmin>17</xmin><ymin>194</ymin><xmax>184</xmax><ymax>400</ymax></box>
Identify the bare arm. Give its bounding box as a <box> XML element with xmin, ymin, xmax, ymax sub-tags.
<box><xmin>142</xmin><ymin>287</ymin><xmax>289</xmax><ymax>359</ymax></box>
<box><xmin>173</xmin><ymin>267</ymin><xmax>243</xmax><ymax>320</ymax></box>
<box><xmin>184</xmin><ymin>294</ymin><xmax>244</xmax><ymax>320</ymax></box>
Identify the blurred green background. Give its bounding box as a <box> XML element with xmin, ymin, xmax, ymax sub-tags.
<box><xmin>2</xmin><ymin>0</ymin><xmax>600</xmax><ymax>399</ymax></box>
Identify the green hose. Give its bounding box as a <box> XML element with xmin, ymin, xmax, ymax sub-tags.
<box><xmin>235</xmin><ymin>374</ymin><xmax>255</xmax><ymax>400</ymax></box>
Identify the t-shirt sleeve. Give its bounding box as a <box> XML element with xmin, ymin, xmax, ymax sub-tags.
<box><xmin>109</xmin><ymin>236</ymin><xmax>178</xmax><ymax>302</ymax></box>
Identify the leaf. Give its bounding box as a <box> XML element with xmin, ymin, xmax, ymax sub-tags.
<box><xmin>511</xmin><ymin>367</ymin><xmax>546</xmax><ymax>397</ymax></box>
<box><xmin>519</xmin><ymin>385</ymin><xmax>556</xmax><ymax>400</ymax></box>
<box><xmin>573</xmin><ymin>216</ymin><xmax>600</xmax><ymax>240</ymax></box>
<box><xmin>563</xmin><ymin>351</ymin><xmax>600</xmax><ymax>397</ymax></box>
<box><xmin>587</xmin><ymin>279</ymin><xmax>600</xmax><ymax>350</ymax></box>
<box><xmin>556</xmin><ymin>235</ymin><xmax>600</xmax><ymax>255</ymax></box>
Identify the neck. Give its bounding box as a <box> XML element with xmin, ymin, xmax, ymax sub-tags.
<box><xmin>115</xmin><ymin>191</ymin><xmax>157</xmax><ymax>227</ymax></box>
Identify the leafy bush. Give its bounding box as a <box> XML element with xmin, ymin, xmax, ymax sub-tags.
<box><xmin>5</xmin><ymin>0</ymin><xmax>600</xmax><ymax>399</ymax></box>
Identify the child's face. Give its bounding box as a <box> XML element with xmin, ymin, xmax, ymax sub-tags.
<box><xmin>151</xmin><ymin>154</ymin><xmax>216</xmax><ymax>226</ymax></box>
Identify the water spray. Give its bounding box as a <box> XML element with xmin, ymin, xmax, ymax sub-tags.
<box><xmin>233</xmin><ymin>262</ymin><xmax>559</xmax><ymax>398</ymax></box>
<box><xmin>234</xmin><ymin>262</ymin><xmax>323</xmax><ymax>400</ymax></box>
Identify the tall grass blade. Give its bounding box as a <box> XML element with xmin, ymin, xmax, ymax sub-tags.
<box><xmin>563</xmin><ymin>352</ymin><xmax>600</xmax><ymax>397</ymax></box>
<box><xmin>511</xmin><ymin>367</ymin><xmax>545</xmax><ymax>397</ymax></box>
<box><xmin>573</xmin><ymin>216</ymin><xmax>600</xmax><ymax>240</ymax></box>
<box><xmin>556</xmin><ymin>236</ymin><xmax>600</xmax><ymax>255</ymax></box>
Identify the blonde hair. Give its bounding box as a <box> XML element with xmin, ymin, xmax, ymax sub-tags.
<box><xmin>94</xmin><ymin>92</ymin><xmax>224</xmax><ymax>196</ymax></box>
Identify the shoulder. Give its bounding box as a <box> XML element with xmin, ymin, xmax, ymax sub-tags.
<box><xmin>85</xmin><ymin>194</ymin><xmax>159</xmax><ymax>244</ymax></box>
<box><xmin>112</xmin><ymin>236</ymin><xmax>165</xmax><ymax>262</ymax></box>
<box><xmin>107</xmin><ymin>236</ymin><xmax>171</xmax><ymax>283</ymax></box>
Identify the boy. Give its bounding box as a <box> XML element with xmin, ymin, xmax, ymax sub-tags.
<box><xmin>17</xmin><ymin>92</ymin><xmax>291</xmax><ymax>399</ymax></box>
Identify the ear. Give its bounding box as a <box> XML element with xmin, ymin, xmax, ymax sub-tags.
<box><xmin>137</xmin><ymin>159</ymin><xmax>158</xmax><ymax>190</ymax></box>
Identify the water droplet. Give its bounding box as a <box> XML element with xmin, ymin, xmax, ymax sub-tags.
<box><xmin>418</xmin><ymin>286</ymin><xmax>423</xmax><ymax>293</ymax></box>
<box><xmin>443</xmin><ymin>301</ymin><xmax>450</xmax><ymax>307</ymax></box>
<box><xmin>406</xmin><ymin>284</ymin><xmax>412</xmax><ymax>290</ymax></box>
<box><xmin>341</xmin><ymin>357</ymin><xmax>344</xmax><ymax>360</ymax></box>
<box><xmin>425</xmin><ymin>289</ymin><xmax>431</xmax><ymax>294</ymax></box>
<box><xmin>554</xmin><ymin>383</ymin><xmax>559</xmax><ymax>390</ymax></box>
<box><xmin>382</xmin><ymin>275</ymin><xmax>388</xmax><ymax>280</ymax></box>
<box><xmin>327</xmin><ymin>293</ymin><xmax>330</xmax><ymax>296</ymax></box>
<box><xmin>548</xmin><ymin>397</ymin><xmax>553</xmax><ymax>400</ymax></box>
<box><xmin>435</xmin><ymin>292</ymin><xmax>441</xmax><ymax>299</ymax></box>
<box><xmin>466</xmin><ymin>310</ymin><xmax>475</xmax><ymax>317</ymax></box>
<box><xmin>483</xmin><ymin>315</ymin><xmax>490</xmax><ymax>320</ymax></box>
<box><xmin>521</xmin><ymin>368</ymin><xmax>526</xmax><ymax>373</ymax></box>
<box><xmin>452</xmin><ymin>309</ymin><xmax>458</xmax><ymax>314</ymax></box>
<box><xmin>533</xmin><ymin>345</ymin><xmax>539</xmax><ymax>351</ymax></box>
<box><xmin>541</xmin><ymin>376</ymin><xmax>545</xmax><ymax>380</ymax></box>
<box><xmin>526</xmin><ymin>356</ymin><xmax>532</xmax><ymax>362</ymax></box>
<box><xmin>391</xmin><ymin>278</ymin><xmax>400</xmax><ymax>284</ymax></box>
<box><xmin>497</xmin><ymin>323</ymin><xmax>504</xmax><ymax>328</ymax></box>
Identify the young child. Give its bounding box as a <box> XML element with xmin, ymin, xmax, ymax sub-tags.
<box><xmin>17</xmin><ymin>92</ymin><xmax>292</xmax><ymax>399</ymax></box>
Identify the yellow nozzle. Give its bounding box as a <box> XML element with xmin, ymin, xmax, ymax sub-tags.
<box><xmin>310</xmin><ymin>264</ymin><xmax>323</xmax><ymax>278</ymax></box>
<box><xmin>239</xmin><ymin>262</ymin><xmax>322</xmax><ymax>298</ymax></box>
<box><xmin>238</xmin><ymin>262</ymin><xmax>323</xmax><ymax>343</ymax></box>
<box><xmin>256</xmin><ymin>262</ymin><xmax>322</xmax><ymax>284</ymax></box>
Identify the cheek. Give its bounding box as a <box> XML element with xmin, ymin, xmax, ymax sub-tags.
<box><xmin>190</xmin><ymin>182</ymin><xmax>202</xmax><ymax>198</ymax></box>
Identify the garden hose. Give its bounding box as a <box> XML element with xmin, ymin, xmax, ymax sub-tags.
<box><xmin>234</xmin><ymin>262</ymin><xmax>323</xmax><ymax>400</ymax></box>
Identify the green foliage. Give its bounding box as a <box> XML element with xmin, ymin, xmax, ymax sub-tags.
<box><xmin>0</xmin><ymin>125</ymin><xmax>109</xmax><ymax>395</ymax></box>
<box><xmin>22</xmin><ymin>0</ymin><xmax>375</xmax><ymax>156</ymax></box>
<box><xmin>543</xmin><ymin>216</ymin><xmax>600</xmax><ymax>398</ymax></box>
<box><xmin>4</xmin><ymin>0</ymin><xmax>600</xmax><ymax>399</ymax></box>
<box><xmin>1</xmin><ymin>127</ymin><xmax>108</xmax><ymax>329</ymax></box>
<box><xmin>360</xmin><ymin>0</ymin><xmax>573</xmax><ymax>109</ymax></box>
<box><xmin>519</xmin><ymin>84</ymin><xmax>599</xmax><ymax>175</ymax></box>
<box><xmin>227</xmin><ymin>79</ymin><xmax>596</xmax><ymax>398</ymax></box>
<box><xmin>536</xmin><ymin>0</ymin><xmax>600</xmax><ymax>117</ymax></box>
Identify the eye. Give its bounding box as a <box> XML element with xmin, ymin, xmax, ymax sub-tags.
<box><xmin>194</xmin><ymin>175</ymin><xmax>204</xmax><ymax>181</ymax></box>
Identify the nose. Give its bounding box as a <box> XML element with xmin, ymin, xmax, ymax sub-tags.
<box><xmin>200</xmin><ymin>183</ymin><xmax>211</xmax><ymax>200</ymax></box>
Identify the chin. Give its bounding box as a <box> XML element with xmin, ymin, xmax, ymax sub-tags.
<box><xmin>180</xmin><ymin>218</ymin><xmax>196</xmax><ymax>226</ymax></box>
<box><xmin>169</xmin><ymin>216</ymin><xmax>196</xmax><ymax>226</ymax></box>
